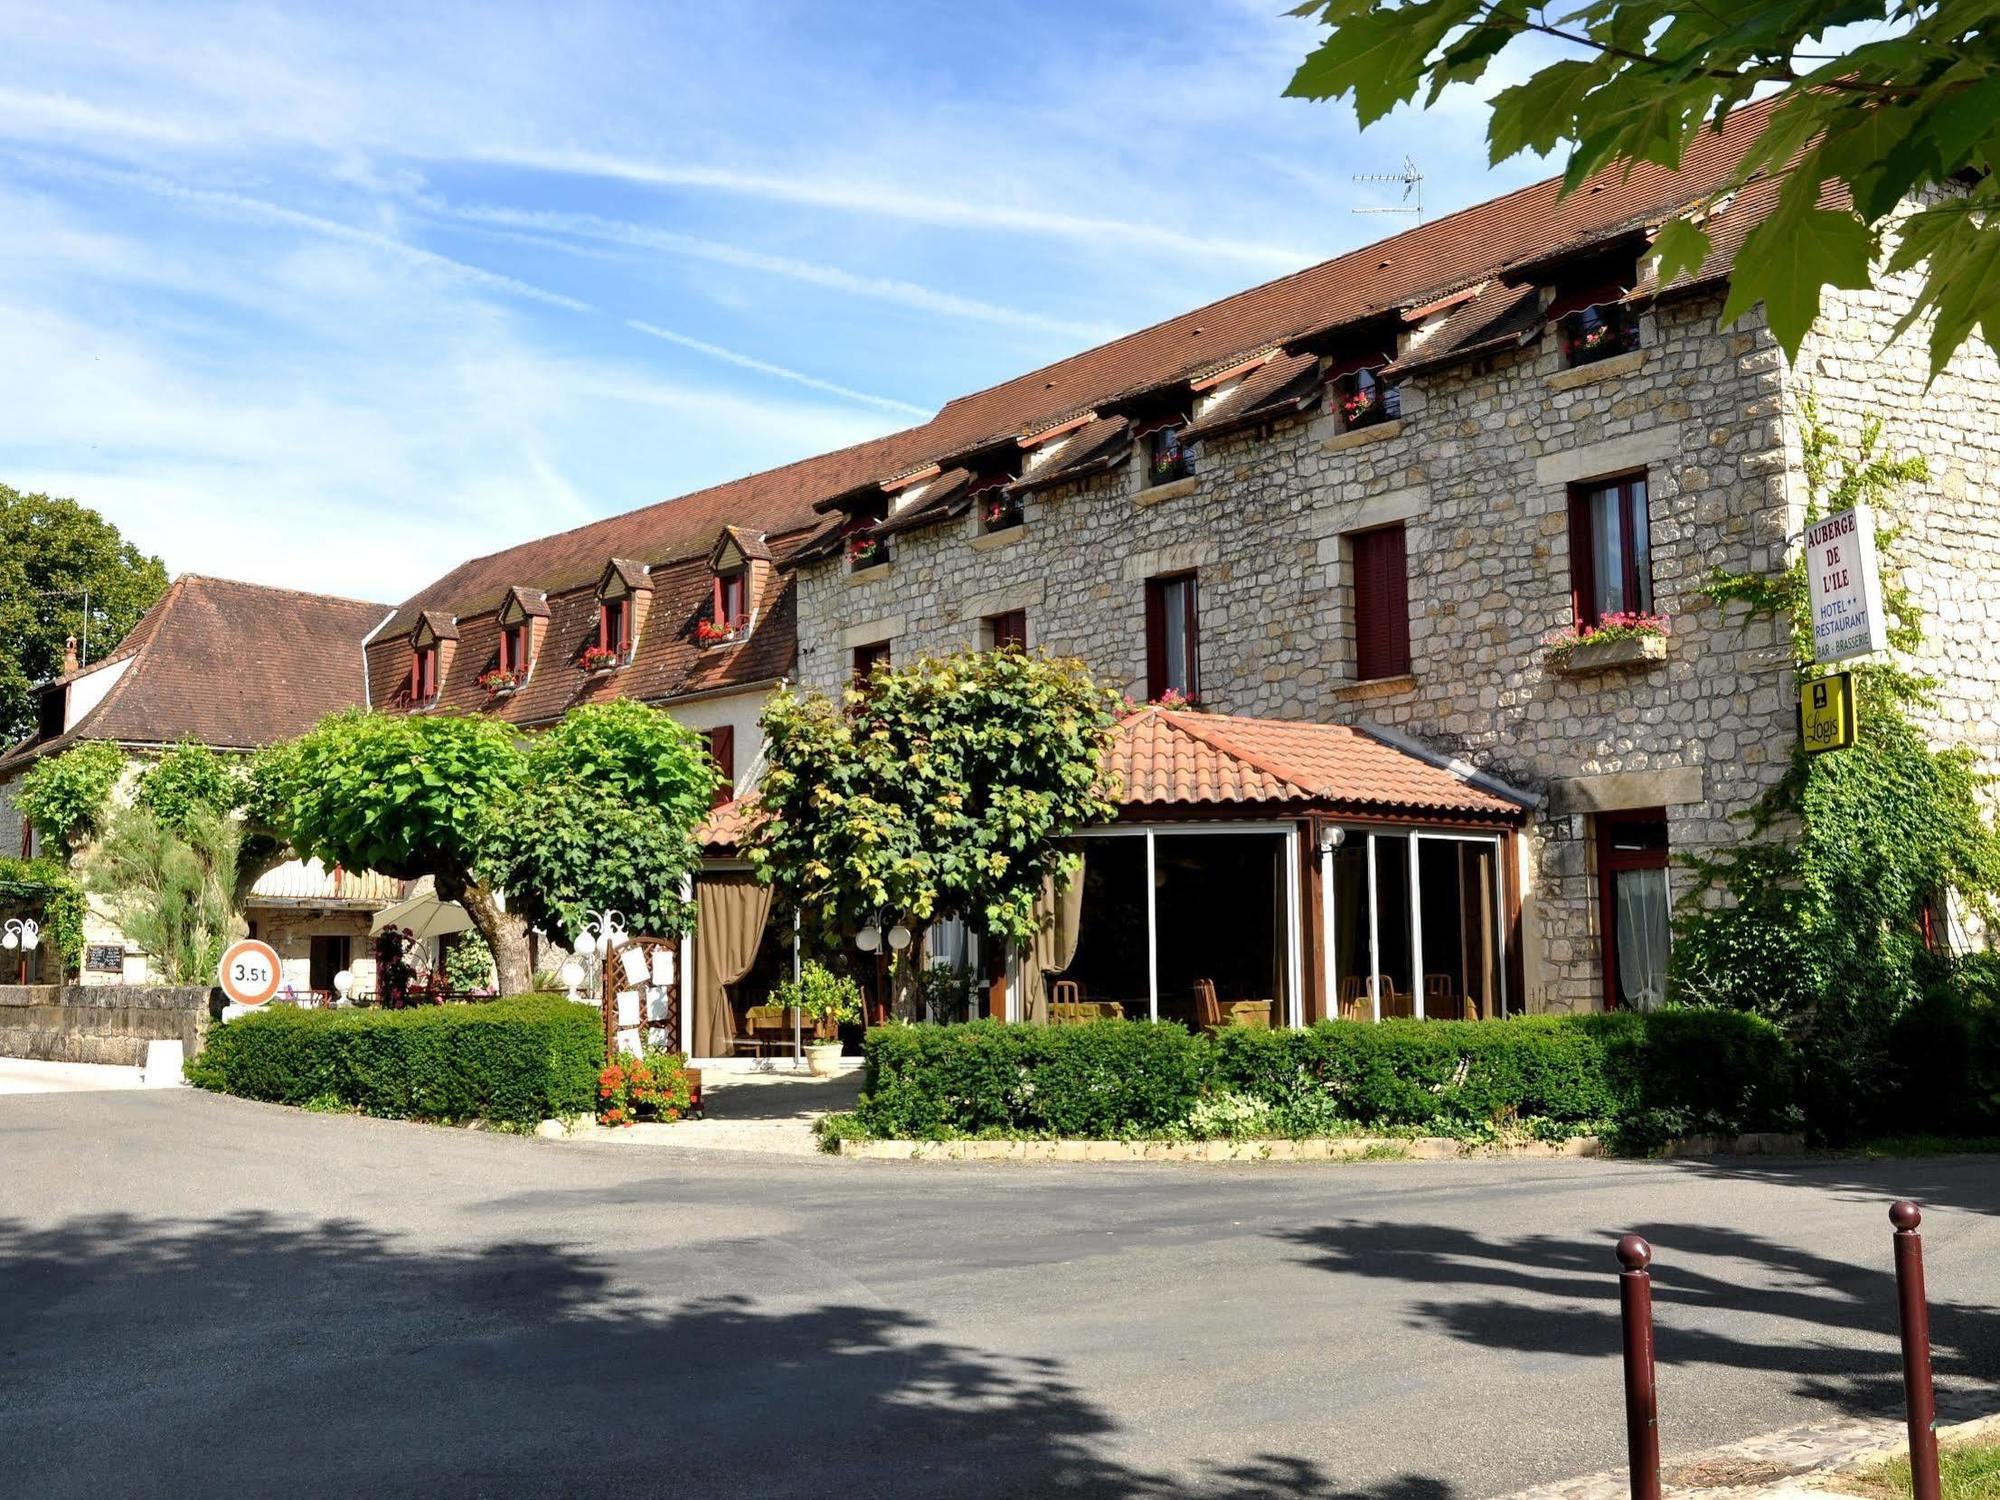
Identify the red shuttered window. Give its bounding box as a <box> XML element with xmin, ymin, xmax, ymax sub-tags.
<box><xmin>706</xmin><ymin>725</ymin><xmax>735</xmax><ymax>808</ymax></box>
<box><xmin>984</xmin><ymin>609</ymin><xmax>1027</xmax><ymax>650</ymax></box>
<box><xmin>1144</xmin><ymin>572</ymin><xmax>1199</xmax><ymax>702</ymax></box>
<box><xmin>1352</xmin><ymin>523</ymin><xmax>1411</xmax><ymax>681</ymax></box>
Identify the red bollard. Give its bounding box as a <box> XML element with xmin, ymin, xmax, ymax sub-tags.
<box><xmin>1891</xmin><ymin>1201</ymin><xmax>1943</xmax><ymax>1500</ymax></box>
<box><xmin>1617</xmin><ymin>1234</ymin><xmax>1662</xmax><ymax>1500</ymax></box>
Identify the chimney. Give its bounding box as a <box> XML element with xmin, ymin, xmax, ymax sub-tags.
<box><xmin>62</xmin><ymin>636</ymin><xmax>78</xmax><ymax>674</ymax></box>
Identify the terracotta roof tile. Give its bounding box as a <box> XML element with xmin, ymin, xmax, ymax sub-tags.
<box><xmin>2</xmin><ymin>575</ymin><xmax>391</xmax><ymax>769</ymax></box>
<box><xmin>1107</xmin><ymin>708</ymin><xmax>1524</xmax><ymax>820</ymax></box>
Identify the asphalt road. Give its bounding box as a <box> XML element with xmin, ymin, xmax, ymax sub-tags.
<box><xmin>3</xmin><ymin>1090</ymin><xmax>1997</xmax><ymax>1499</ymax></box>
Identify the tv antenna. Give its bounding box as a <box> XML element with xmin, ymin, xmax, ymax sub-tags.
<box><xmin>1353</xmin><ymin>157</ymin><xmax>1423</xmax><ymax>224</ymax></box>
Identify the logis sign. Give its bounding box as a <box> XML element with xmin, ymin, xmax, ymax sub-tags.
<box><xmin>1805</xmin><ymin>505</ymin><xmax>1889</xmax><ymax>664</ymax></box>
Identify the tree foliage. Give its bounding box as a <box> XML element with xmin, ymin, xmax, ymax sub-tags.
<box><xmin>87</xmin><ymin>803</ymin><xmax>242</xmax><ymax>986</ymax></box>
<box><xmin>1671</xmin><ymin>399</ymin><xmax>2000</xmax><ymax>1129</ymax></box>
<box><xmin>1287</xmin><ymin>1</ymin><xmax>2000</xmax><ymax>374</ymax></box>
<box><xmin>0</xmin><ymin>484</ymin><xmax>168</xmax><ymax>743</ymax></box>
<box><xmin>14</xmin><ymin>740</ymin><xmax>126</xmax><ymax>855</ymax></box>
<box><xmin>134</xmin><ymin>741</ymin><xmax>242</xmax><ymax>836</ymax></box>
<box><xmin>256</xmin><ymin>703</ymin><xmax>714</xmax><ymax>993</ymax></box>
<box><xmin>751</xmin><ymin>649</ymin><xmax>1124</xmax><ymax>962</ymax></box>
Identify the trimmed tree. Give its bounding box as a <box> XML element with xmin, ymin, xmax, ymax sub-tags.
<box><xmin>751</xmin><ymin>648</ymin><xmax>1124</xmax><ymax>1012</ymax></box>
<box><xmin>476</xmin><ymin>700</ymin><xmax>714</xmax><ymax>945</ymax></box>
<box><xmin>255</xmin><ymin>702</ymin><xmax>716</xmax><ymax>995</ymax></box>
<box><xmin>14</xmin><ymin>740</ymin><xmax>126</xmax><ymax>857</ymax></box>
<box><xmin>253</xmin><ymin>710</ymin><xmax>535</xmax><ymax>992</ymax></box>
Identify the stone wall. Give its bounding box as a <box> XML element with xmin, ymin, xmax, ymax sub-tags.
<box><xmin>0</xmin><ymin>774</ymin><xmax>26</xmax><ymax>859</ymax></box>
<box><xmin>1792</xmin><ymin>257</ymin><xmax>2000</xmax><ymax>789</ymax></box>
<box><xmin>0</xmin><ymin>982</ymin><xmax>214</xmax><ymax>1065</ymax></box>
<box><xmin>794</xmin><ymin>292</ymin><xmax>1807</xmax><ymax>1013</ymax></box>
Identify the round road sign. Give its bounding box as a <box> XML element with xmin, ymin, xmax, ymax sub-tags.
<box><xmin>218</xmin><ymin>939</ymin><xmax>283</xmax><ymax>1006</ymax></box>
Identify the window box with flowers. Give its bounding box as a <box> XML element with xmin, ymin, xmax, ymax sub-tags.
<box><xmin>846</xmin><ymin>533</ymin><xmax>889</xmax><ymax>573</ymax></box>
<box><xmin>695</xmin><ymin>616</ymin><xmax>746</xmax><ymax>647</ymax></box>
<box><xmin>1336</xmin><ymin>369</ymin><xmax>1399</xmax><ymax>432</ymax></box>
<box><xmin>1146</xmin><ymin>687</ymin><xmax>1205</xmax><ymax>711</ymax></box>
<box><xmin>477</xmin><ymin>666</ymin><xmax>525</xmax><ymax>697</ymax></box>
<box><xmin>1544</xmin><ymin>612</ymin><xmax>1671</xmax><ymax>676</ymax></box>
<box><xmin>580</xmin><ymin>644</ymin><xmax>622</xmax><ymax>676</ymax></box>
<box><xmin>1145</xmin><ymin>424</ymin><xmax>1194</xmax><ymax>487</ymax></box>
<box><xmin>981</xmin><ymin>490</ymin><xmax>1024</xmax><ymax>534</ymax></box>
<box><xmin>1560</xmin><ymin>304</ymin><xmax>1642</xmax><ymax>368</ymax></box>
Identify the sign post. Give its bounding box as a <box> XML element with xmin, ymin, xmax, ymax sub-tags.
<box><xmin>1805</xmin><ymin>505</ymin><xmax>1889</xmax><ymax>664</ymax></box>
<box><xmin>217</xmin><ymin>938</ymin><xmax>282</xmax><ymax>1018</ymax></box>
<box><xmin>1801</xmin><ymin>672</ymin><xmax>1857</xmax><ymax>756</ymax></box>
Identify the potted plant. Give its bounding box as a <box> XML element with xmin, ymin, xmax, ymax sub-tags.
<box><xmin>772</xmin><ymin>961</ymin><xmax>864</xmax><ymax>1076</ymax></box>
<box><xmin>579</xmin><ymin>643</ymin><xmax>621</xmax><ymax>675</ymax></box>
<box><xmin>476</xmin><ymin>665</ymin><xmax>523</xmax><ymax>696</ymax></box>
<box><xmin>846</xmin><ymin>532</ymin><xmax>887</xmax><ymax>570</ymax></box>
<box><xmin>695</xmin><ymin>615</ymin><xmax>741</xmax><ymax>646</ymax></box>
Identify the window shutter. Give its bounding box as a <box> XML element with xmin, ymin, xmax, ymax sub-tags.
<box><xmin>1353</xmin><ymin>526</ymin><xmax>1410</xmax><ymax>680</ymax></box>
<box><xmin>708</xmin><ymin>725</ymin><xmax>735</xmax><ymax>806</ymax></box>
<box><xmin>1183</xmin><ymin>574</ymin><xmax>1201</xmax><ymax>699</ymax></box>
<box><xmin>1144</xmin><ymin>580</ymin><xmax>1166</xmax><ymax>700</ymax></box>
<box><xmin>712</xmin><ymin>576</ymin><xmax>725</xmax><ymax>623</ymax></box>
<box><xmin>1566</xmin><ymin>484</ymin><xmax>1596</xmax><ymax>627</ymax></box>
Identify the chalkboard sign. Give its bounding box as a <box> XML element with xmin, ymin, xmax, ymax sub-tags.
<box><xmin>86</xmin><ymin>944</ymin><xmax>125</xmax><ymax>973</ymax></box>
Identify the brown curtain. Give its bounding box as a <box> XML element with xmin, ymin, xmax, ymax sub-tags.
<box><xmin>1459</xmin><ymin>843</ymin><xmax>1498</xmax><ymax>1020</ymax></box>
<box><xmin>693</xmin><ymin>872</ymin><xmax>774</xmax><ymax>1057</ymax></box>
<box><xmin>1022</xmin><ymin>855</ymin><xmax>1086</xmax><ymax>1025</ymax></box>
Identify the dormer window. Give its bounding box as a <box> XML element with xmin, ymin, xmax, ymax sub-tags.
<box><xmin>1548</xmin><ymin>256</ymin><xmax>1641</xmax><ymax>368</ymax></box>
<box><xmin>408</xmin><ymin>614</ymin><xmax>456</xmax><ymax>706</ymax></box>
<box><xmin>701</xmin><ymin>527</ymin><xmax>769</xmax><ymax>645</ymax></box>
<box><xmin>1559</xmin><ymin>301</ymin><xmax>1641</xmax><ymax>367</ymax></box>
<box><xmin>597</xmin><ymin>597</ymin><xmax>630</xmax><ymax>658</ymax></box>
<box><xmin>845</xmin><ymin>501</ymin><xmax>890</xmax><ymax>572</ymax></box>
<box><xmin>588</xmin><ymin>559</ymin><xmax>649</xmax><ymax>672</ymax></box>
<box><xmin>699</xmin><ymin>569</ymin><xmax>747</xmax><ymax>646</ymax></box>
<box><xmin>973</xmin><ymin>475</ymin><xmax>1022</xmax><ymax>534</ymax></box>
<box><xmin>483</xmin><ymin>585</ymin><xmax>546</xmax><ymax>694</ymax></box>
<box><xmin>1334</xmin><ymin>367</ymin><xmax>1399</xmax><ymax>432</ymax></box>
<box><xmin>1143</xmin><ymin>422</ymin><xmax>1194</xmax><ymax>486</ymax></box>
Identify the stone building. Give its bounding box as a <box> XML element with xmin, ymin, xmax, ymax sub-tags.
<box><xmin>357</xmin><ymin>94</ymin><xmax>1995</xmax><ymax>1038</ymax></box>
<box><xmin>0</xmin><ymin>575</ymin><xmax>403</xmax><ymax>991</ymax></box>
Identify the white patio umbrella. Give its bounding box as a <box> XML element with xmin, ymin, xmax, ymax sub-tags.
<box><xmin>370</xmin><ymin>887</ymin><xmax>474</xmax><ymax>941</ymax></box>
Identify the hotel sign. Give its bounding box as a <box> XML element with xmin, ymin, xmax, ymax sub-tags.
<box><xmin>1805</xmin><ymin>505</ymin><xmax>1889</xmax><ymax>663</ymax></box>
<box><xmin>1801</xmin><ymin>672</ymin><xmax>1857</xmax><ymax>755</ymax></box>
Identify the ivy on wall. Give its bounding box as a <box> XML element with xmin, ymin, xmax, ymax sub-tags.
<box><xmin>0</xmin><ymin>856</ymin><xmax>85</xmax><ymax>980</ymax></box>
<box><xmin>13</xmin><ymin>740</ymin><xmax>125</xmax><ymax>856</ymax></box>
<box><xmin>1671</xmin><ymin>397</ymin><xmax>2000</xmax><ymax>1127</ymax></box>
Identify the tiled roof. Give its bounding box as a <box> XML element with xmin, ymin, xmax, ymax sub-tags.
<box><xmin>1107</xmin><ymin>708</ymin><xmax>1526</xmax><ymax>820</ymax></box>
<box><xmin>697</xmin><ymin>793</ymin><xmax>767</xmax><ymax>852</ymax></box>
<box><xmin>1</xmin><ymin>575</ymin><xmax>390</xmax><ymax>771</ymax></box>
<box><xmin>371</xmin><ymin>97</ymin><xmax>1801</xmax><ymax>723</ymax></box>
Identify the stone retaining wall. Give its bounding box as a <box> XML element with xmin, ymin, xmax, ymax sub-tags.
<box><xmin>0</xmin><ymin>983</ymin><xmax>215</xmax><ymax>1065</ymax></box>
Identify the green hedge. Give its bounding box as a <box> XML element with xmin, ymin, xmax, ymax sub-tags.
<box><xmin>186</xmin><ymin>994</ymin><xmax>603</xmax><ymax>1127</ymax></box>
<box><xmin>853</xmin><ymin>1011</ymin><xmax>1799</xmax><ymax>1148</ymax></box>
<box><xmin>1889</xmin><ymin>955</ymin><xmax>2000</xmax><ymax>1134</ymax></box>
<box><xmin>859</xmin><ymin>1020</ymin><xmax>1208</xmax><ymax>1138</ymax></box>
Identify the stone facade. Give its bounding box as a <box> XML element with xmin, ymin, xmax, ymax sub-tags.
<box><xmin>794</xmin><ymin>288</ymin><xmax>1997</xmax><ymax>1014</ymax></box>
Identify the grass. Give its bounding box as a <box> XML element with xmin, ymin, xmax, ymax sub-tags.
<box><xmin>1847</xmin><ymin>1439</ymin><xmax>2000</xmax><ymax>1500</ymax></box>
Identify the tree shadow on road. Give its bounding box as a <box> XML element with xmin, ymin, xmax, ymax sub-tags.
<box><xmin>1661</xmin><ymin>1151</ymin><xmax>2000</xmax><ymax>1221</ymax></box>
<box><xmin>0</xmin><ymin>1211</ymin><xmax>1452</xmax><ymax>1500</ymax></box>
<box><xmin>1274</xmin><ymin>1216</ymin><xmax>2000</xmax><ymax>1419</ymax></box>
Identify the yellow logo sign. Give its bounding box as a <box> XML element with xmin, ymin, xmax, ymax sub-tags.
<box><xmin>1801</xmin><ymin>672</ymin><xmax>1856</xmax><ymax>755</ymax></box>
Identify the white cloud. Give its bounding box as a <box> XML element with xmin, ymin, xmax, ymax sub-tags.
<box><xmin>626</xmin><ymin>321</ymin><xmax>929</xmax><ymax>418</ymax></box>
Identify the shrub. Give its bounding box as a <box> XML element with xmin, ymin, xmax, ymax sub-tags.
<box><xmin>1889</xmin><ymin>954</ymin><xmax>2000</xmax><ymax>1134</ymax></box>
<box><xmin>597</xmin><ymin>1050</ymin><xmax>695</xmax><ymax>1126</ymax></box>
<box><xmin>1214</xmin><ymin>1011</ymin><xmax>1797</xmax><ymax>1149</ymax></box>
<box><xmin>856</xmin><ymin>1019</ymin><xmax>1208</xmax><ymax>1139</ymax></box>
<box><xmin>187</xmin><ymin>994</ymin><xmax>602</xmax><ymax>1126</ymax></box>
<box><xmin>853</xmin><ymin>1010</ymin><xmax>1798</xmax><ymax>1148</ymax></box>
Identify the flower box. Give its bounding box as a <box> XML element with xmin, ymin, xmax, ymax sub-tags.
<box><xmin>1545</xmin><ymin>613</ymin><xmax>1670</xmax><ymax>676</ymax></box>
<box><xmin>477</xmin><ymin>668</ymin><xmax>524</xmax><ymax>697</ymax></box>
<box><xmin>982</xmin><ymin>494</ymin><xmax>1023</xmax><ymax>533</ymax></box>
<box><xmin>579</xmin><ymin>645</ymin><xmax>622</xmax><ymax>676</ymax></box>
<box><xmin>695</xmin><ymin>617</ymin><xmax>746</xmax><ymax>647</ymax></box>
<box><xmin>845</xmin><ymin>534</ymin><xmax>888</xmax><ymax>571</ymax></box>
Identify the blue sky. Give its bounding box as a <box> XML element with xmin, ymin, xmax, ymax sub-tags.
<box><xmin>0</xmin><ymin>0</ymin><xmax>1561</xmax><ymax>603</ymax></box>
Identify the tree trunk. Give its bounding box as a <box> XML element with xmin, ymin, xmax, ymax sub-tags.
<box><xmin>889</xmin><ymin>921</ymin><xmax>930</xmax><ymax>1022</ymax></box>
<box><xmin>440</xmin><ymin>873</ymin><xmax>533</xmax><ymax>995</ymax></box>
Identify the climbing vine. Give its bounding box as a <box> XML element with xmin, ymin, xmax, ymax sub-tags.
<box><xmin>1671</xmin><ymin>397</ymin><xmax>2000</xmax><ymax>1129</ymax></box>
<box><xmin>14</xmin><ymin>740</ymin><xmax>125</xmax><ymax>855</ymax></box>
<box><xmin>0</xmin><ymin>856</ymin><xmax>85</xmax><ymax>979</ymax></box>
